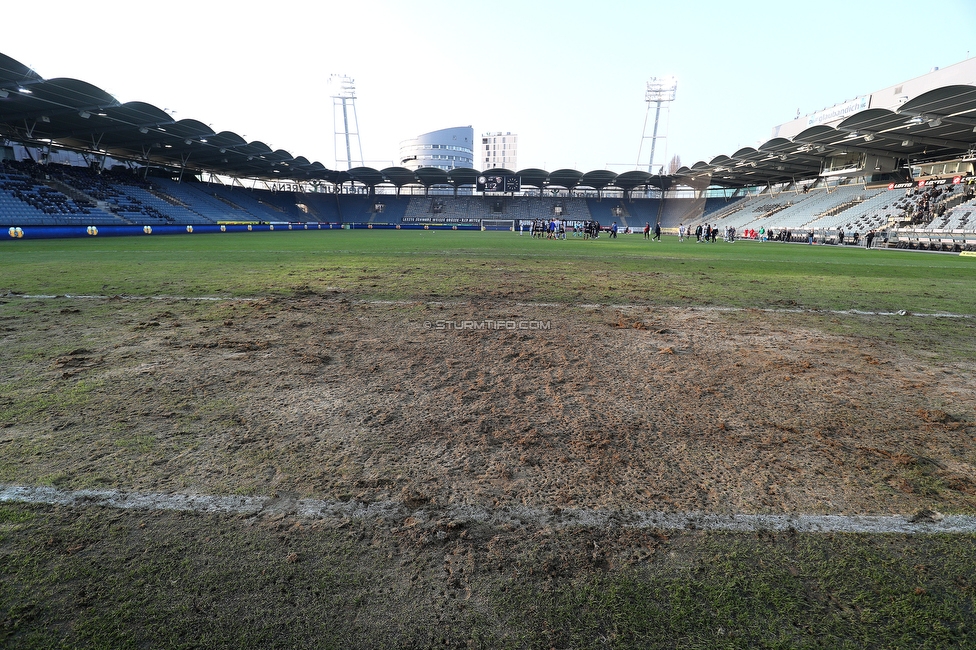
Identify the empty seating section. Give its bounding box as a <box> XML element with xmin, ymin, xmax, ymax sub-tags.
<box><xmin>4</xmin><ymin>159</ymin><xmax>976</xmax><ymax>241</ymax></box>
<box><xmin>802</xmin><ymin>188</ymin><xmax>888</xmax><ymax>234</ymax></box>
<box><xmin>150</xmin><ymin>179</ymin><xmax>243</xmax><ymax>223</ymax></box>
<box><xmin>49</xmin><ymin>165</ymin><xmax>174</xmax><ymax>224</ymax></box>
<box><xmin>656</xmin><ymin>197</ymin><xmax>719</xmax><ymax>228</ymax></box>
<box><xmin>941</xmin><ymin>199</ymin><xmax>976</xmax><ymax>230</ymax></box>
<box><xmin>585</xmin><ymin>198</ymin><xmax>625</xmax><ymax>227</ymax></box>
<box><xmin>626</xmin><ymin>199</ymin><xmax>662</xmax><ymax>227</ymax></box>
<box><xmin>815</xmin><ymin>190</ymin><xmax>897</xmax><ymax>233</ymax></box>
<box><xmin>0</xmin><ymin>161</ymin><xmax>123</xmax><ymax>225</ymax></box>
<box><xmin>300</xmin><ymin>193</ymin><xmax>342</xmax><ymax>223</ymax></box>
<box><xmin>334</xmin><ymin>194</ymin><xmax>380</xmax><ymax>223</ymax></box>
<box><xmin>202</xmin><ymin>183</ymin><xmax>295</xmax><ymax>221</ymax></box>
<box><xmin>693</xmin><ymin>185</ymin><xmax>897</xmax><ymax>235</ymax></box>
<box><xmin>359</xmin><ymin>195</ymin><xmax>410</xmax><ymax>223</ymax></box>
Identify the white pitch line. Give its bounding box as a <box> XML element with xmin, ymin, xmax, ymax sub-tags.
<box><xmin>3</xmin><ymin>485</ymin><xmax>974</xmax><ymax>534</ymax></box>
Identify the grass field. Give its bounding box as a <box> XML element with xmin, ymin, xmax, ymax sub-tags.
<box><xmin>2</xmin><ymin>230</ymin><xmax>975</xmax><ymax>648</ymax></box>
<box><xmin>3</xmin><ymin>229</ymin><xmax>975</xmax><ymax>312</ymax></box>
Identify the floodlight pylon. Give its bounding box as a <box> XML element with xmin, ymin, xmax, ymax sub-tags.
<box><xmin>331</xmin><ymin>75</ymin><xmax>364</xmax><ymax>170</ymax></box>
<box><xmin>637</xmin><ymin>76</ymin><xmax>677</xmax><ymax>174</ymax></box>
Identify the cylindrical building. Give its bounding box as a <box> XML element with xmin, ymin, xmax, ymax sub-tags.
<box><xmin>399</xmin><ymin>126</ymin><xmax>474</xmax><ymax>171</ymax></box>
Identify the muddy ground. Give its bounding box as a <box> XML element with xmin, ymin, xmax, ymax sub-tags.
<box><xmin>3</xmin><ymin>295</ymin><xmax>975</xmax><ymax>518</ymax></box>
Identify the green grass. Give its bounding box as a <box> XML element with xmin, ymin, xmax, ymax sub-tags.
<box><xmin>2</xmin><ymin>229</ymin><xmax>975</xmax><ymax>647</ymax></box>
<box><xmin>2</xmin><ymin>230</ymin><xmax>975</xmax><ymax>312</ymax></box>
<box><xmin>0</xmin><ymin>505</ymin><xmax>973</xmax><ymax>649</ymax></box>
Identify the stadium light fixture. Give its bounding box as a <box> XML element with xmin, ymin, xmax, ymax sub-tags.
<box><xmin>17</xmin><ymin>87</ymin><xmax>32</xmax><ymax>94</ymax></box>
<box><xmin>901</xmin><ymin>140</ymin><xmax>914</xmax><ymax>147</ymax></box>
<box><xmin>79</xmin><ymin>111</ymin><xmax>91</xmax><ymax>119</ymax></box>
<box><xmin>863</xmin><ymin>134</ymin><xmax>876</xmax><ymax>141</ymax></box>
<box><xmin>640</xmin><ymin>76</ymin><xmax>678</xmax><ymax>173</ymax></box>
<box><xmin>928</xmin><ymin>117</ymin><xmax>942</xmax><ymax>127</ymax></box>
<box><xmin>138</xmin><ymin>127</ymin><xmax>149</xmax><ymax>134</ymax></box>
<box><xmin>0</xmin><ymin>89</ymin><xmax>8</xmax><ymax>98</ymax></box>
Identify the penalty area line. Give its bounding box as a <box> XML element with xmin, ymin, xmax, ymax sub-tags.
<box><xmin>2</xmin><ymin>485</ymin><xmax>975</xmax><ymax>534</ymax></box>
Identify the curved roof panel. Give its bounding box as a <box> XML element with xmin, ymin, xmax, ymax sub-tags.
<box><xmin>580</xmin><ymin>170</ymin><xmax>617</xmax><ymax>189</ymax></box>
<box><xmin>836</xmin><ymin>107</ymin><xmax>904</xmax><ymax>133</ymax></box>
<box><xmin>757</xmin><ymin>137</ymin><xmax>793</xmax><ymax>152</ymax></box>
<box><xmin>482</xmin><ymin>167</ymin><xmax>515</xmax><ymax>176</ymax></box>
<box><xmin>166</xmin><ymin>119</ymin><xmax>215</xmax><ymax>140</ymax></box>
<box><xmin>106</xmin><ymin>101</ymin><xmax>172</xmax><ymax>126</ymax></box>
<box><xmin>0</xmin><ymin>52</ymin><xmax>42</xmax><ymax>86</ymax></box>
<box><xmin>380</xmin><ymin>166</ymin><xmax>420</xmax><ymax>187</ymax></box>
<box><xmin>347</xmin><ymin>166</ymin><xmax>385</xmax><ymax>187</ymax></box>
<box><xmin>792</xmin><ymin>125</ymin><xmax>842</xmax><ymax>145</ymax></box>
<box><xmin>266</xmin><ymin>148</ymin><xmax>294</xmax><ymax>164</ymax></box>
<box><xmin>547</xmin><ymin>169</ymin><xmax>583</xmax><ymax>189</ymax></box>
<box><xmin>613</xmin><ymin>170</ymin><xmax>652</xmax><ymax>190</ymax></box>
<box><xmin>447</xmin><ymin>168</ymin><xmax>479</xmax><ymax>186</ymax></box>
<box><xmin>23</xmin><ymin>78</ymin><xmax>119</xmax><ymax>120</ymax></box>
<box><xmin>516</xmin><ymin>168</ymin><xmax>549</xmax><ymax>188</ymax></box>
<box><xmin>208</xmin><ymin>131</ymin><xmax>248</xmax><ymax>149</ymax></box>
<box><xmin>241</xmin><ymin>141</ymin><xmax>272</xmax><ymax>157</ymax></box>
<box><xmin>730</xmin><ymin>146</ymin><xmax>761</xmax><ymax>161</ymax></box>
<box><xmin>414</xmin><ymin>167</ymin><xmax>450</xmax><ymax>186</ymax></box>
<box><xmin>899</xmin><ymin>85</ymin><xmax>976</xmax><ymax>124</ymax></box>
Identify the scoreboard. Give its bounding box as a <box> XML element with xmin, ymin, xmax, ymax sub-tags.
<box><xmin>477</xmin><ymin>174</ymin><xmax>521</xmax><ymax>193</ymax></box>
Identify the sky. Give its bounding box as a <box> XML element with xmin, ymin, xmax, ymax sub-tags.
<box><xmin>4</xmin><ymin>0</ymin><xmax>976</xmax><ymax>174</ymax></box>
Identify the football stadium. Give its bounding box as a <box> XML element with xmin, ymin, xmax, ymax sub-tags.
<box><xmin>2</xmin><ymin>48</ymin><xmax>976</xmax><ymax>648</ymax></box>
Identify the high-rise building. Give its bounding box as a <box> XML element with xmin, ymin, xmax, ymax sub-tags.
<box><xmin>398</xmin><ymin>126</ymin><xmax>474</xmax><ymax>171</ymax></box>
<box><xmin>481</xmin><ymin>132</ymin><xmax>517</xmax><ymax>171</ymax></box>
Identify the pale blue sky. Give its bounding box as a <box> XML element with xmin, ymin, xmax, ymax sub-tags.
<box><xmin>4</xmin><ymin>0</ymin><xmax>975</xmax><ymax>173</ymax></box>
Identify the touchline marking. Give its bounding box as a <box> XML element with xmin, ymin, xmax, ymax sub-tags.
<box><xmin>5</xmin><ymin>293</ymin><xmax>256</xmax><ymax>302</ymax></box>
<box><xmin>3</xmin><ymin>485</ymin><xmax>975</xmax><ymax>534</ymax></box>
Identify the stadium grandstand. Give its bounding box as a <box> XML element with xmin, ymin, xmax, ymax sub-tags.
<box><xmin>2</xmin><ymin>51</ymin><xmax>976</xmax><ymax>248</ymax></box>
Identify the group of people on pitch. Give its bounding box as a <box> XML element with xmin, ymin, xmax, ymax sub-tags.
<box><xmin>529</xmin><ymin>218</ymin><xmax>567</xmax><ymax>239</ymax></box>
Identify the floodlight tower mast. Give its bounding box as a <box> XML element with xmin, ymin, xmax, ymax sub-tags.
<box><xmin>637</xmin><ymin>76</ymin><xmax>677</xmax><ymax>174</ymax></box>
<box><xmin>331</xmin><ymin>75</ymin><xmax>364</xmax><ymax>170</ymax></box>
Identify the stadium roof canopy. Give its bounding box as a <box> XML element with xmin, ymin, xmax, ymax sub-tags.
<box><xmin>674</xmin><ymin>85</ymin><xmax>976</xmax><ymax>189</ymax></box>
<box><xmin>3</xmin><ymin>52</ymin><xmax>976</xmax><ymax>192</ymax></box>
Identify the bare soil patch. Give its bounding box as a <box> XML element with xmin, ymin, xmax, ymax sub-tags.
<box><xmin>3</xmin><ymin>296</ymin><xmax>975</xmax><ymax>517</ymax></box>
